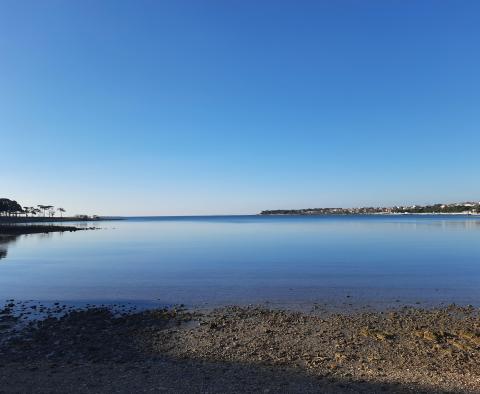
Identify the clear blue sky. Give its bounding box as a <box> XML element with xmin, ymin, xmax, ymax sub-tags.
<box><xmin>1</xmin><ymin>1</ymin><xmax>479</xmax><ymax>215</ymax></box>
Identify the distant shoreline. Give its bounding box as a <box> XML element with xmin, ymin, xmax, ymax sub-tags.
<box><xmin>260</xmin><ymin>212</ymin><xmax>480</xmax><ymax>216</ymax></box>
<box><xmin>260</xmin><ymin>201</ymin><xmax>480</xmax><ymax>216</ymax></box>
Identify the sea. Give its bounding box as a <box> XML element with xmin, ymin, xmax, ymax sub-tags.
<box><xmin>1</xmin><ymin>215</ymin><xmax>479</xmax><ymax>311</ymax></box>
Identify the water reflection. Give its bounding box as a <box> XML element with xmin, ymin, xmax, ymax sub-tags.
<box><xmin>0</xmin><ymin>235</ymin><xmax>19</xmax><ymax>260</ymax></box>
<box><xmin>1</xmin><ymin>216</ymin><xmax>480</xmax><ymax>308</ymax></box>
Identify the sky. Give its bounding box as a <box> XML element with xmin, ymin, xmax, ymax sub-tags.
<box><xmin>1</xmin><ymin>1</ymin><xmax>479</xmax><ymax>216</ymax></box>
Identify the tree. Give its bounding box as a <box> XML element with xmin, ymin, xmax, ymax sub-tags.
<box><xmin>57</xmin><ymin>207</ymin><xmax>66</xmax><ymax>218</ymax></box>
<box><xmin>38</xmin><ymin>205</ymin><xmax>53</xmax><ymax>218</ymax></box>
<box><xmin>23</xmin><ymin>206</ymin><xmax>38</xmax><ymax>218</ymax></box>
<box><xmin>23</xmin><ymin>207</ymin><xmax>31</xmax><ymax>217</ymax></box>
<box><xmin>0</xmin><ymin>199</ymin><xmax>23</xmax><ymax>216</ymax></box>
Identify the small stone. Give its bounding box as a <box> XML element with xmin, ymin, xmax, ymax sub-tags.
<box><xmin>422</xmin><ymin>331</ymin><xmax>442</xmax><ymax>342</ymax></box>
<box><xmin>447</xmin><ymin>339</ymin><xmax>472</xmax><ymax>352</ymax></box>
<box><xmin>458</xmin><ymin>331</ymin><xmax>480</xmax><ymax>346</ymax></box>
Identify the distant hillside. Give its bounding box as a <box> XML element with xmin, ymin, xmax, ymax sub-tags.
<box><xmin>261</xmin><ymin>202</ymin><xmax>480</xmax><ymax>215</ymax></box>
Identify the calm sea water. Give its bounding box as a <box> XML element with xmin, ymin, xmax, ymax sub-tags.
<box><xmin>1</xmin><ymin>215</ymin><xmax>479</xmax><ymax>310</ymax></box>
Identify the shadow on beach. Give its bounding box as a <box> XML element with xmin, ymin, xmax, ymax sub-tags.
<box><xmin>0</xmin><ymin>357</ymin><xmax>441</xmax><ymax>394</ymax></box>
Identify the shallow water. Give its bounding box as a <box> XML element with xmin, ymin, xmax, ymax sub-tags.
<box><xmin>1</xmin><ymin>215</ymin><xmax>479</xmax><ymax>310</ymax></box>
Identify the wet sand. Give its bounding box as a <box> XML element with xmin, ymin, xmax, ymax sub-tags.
<box><xmin>1</xmin><ymin>302</ymin><xmax>480</xmax><ymax>393</ymax></box>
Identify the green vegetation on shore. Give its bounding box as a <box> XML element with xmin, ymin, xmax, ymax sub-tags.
<box><xmin>0</xmin><ymin>198</ymin><xmax>100</xmax><ymax>221</ymax></box>
<box><xmin>0</xmin><ymin>198</ymin><xmax>67</xmax><ymax>218</ymax></box>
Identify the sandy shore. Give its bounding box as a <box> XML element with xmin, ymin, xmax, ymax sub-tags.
<box><xmin>1</xmin><ymin>303</ymin><xmax>480</xmax><ymax>393</ymax></box>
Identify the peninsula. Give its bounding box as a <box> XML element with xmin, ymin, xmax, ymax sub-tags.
<box><xmin>261</xmin><ymin>201</ymin><xmax>480</xmax><ymax>216</ymax></box>
<box><xmin>0</xmin><ymin>198</ymin><xmax>117</xmax><ymax>223</ymax></box>
<box><xmin>0</xmin><ymin>198</ymin><xmax>107</xmax><ymax>236</ymax></box>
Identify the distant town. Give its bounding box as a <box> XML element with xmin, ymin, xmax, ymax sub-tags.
<box><xmin>261</xmin><ymin>202</ymin><xmax>480</xmax><ymax>216</ymax></box>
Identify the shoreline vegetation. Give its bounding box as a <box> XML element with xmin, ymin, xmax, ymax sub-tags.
<box><xmin>261</xmin><ymin>201</ymin><xmax>480</xmax><ymax>216</ymax></box>
<box><xmin>0</xmin><ymin>197</ymin><xmax>117</xmax><ymax>222</ymax></box>
<box><xmin>1</xmin><ymin>302</ymin><xmax>479</xmax><ymax>392</ymax></box>
<box><xmin>0</xmin><ymin>197</ymin><xmax>119</xmax><ymax>236</ymax></box>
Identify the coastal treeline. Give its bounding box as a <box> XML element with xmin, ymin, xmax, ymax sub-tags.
<box><xmin>261</xmin><ymin>202</ymin><xmax>480</xmax><ymax>215</ymax></box>
<box><xmin>0</xmin><ymin>198</ymin><xmax>66</xmax><ymax>218</ymax></box>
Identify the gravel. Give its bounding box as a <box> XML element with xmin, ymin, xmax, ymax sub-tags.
<box><xmin>1</xmin><ymin>303</ymin><xmax>479</xmax><ymax>393</ymax></box>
